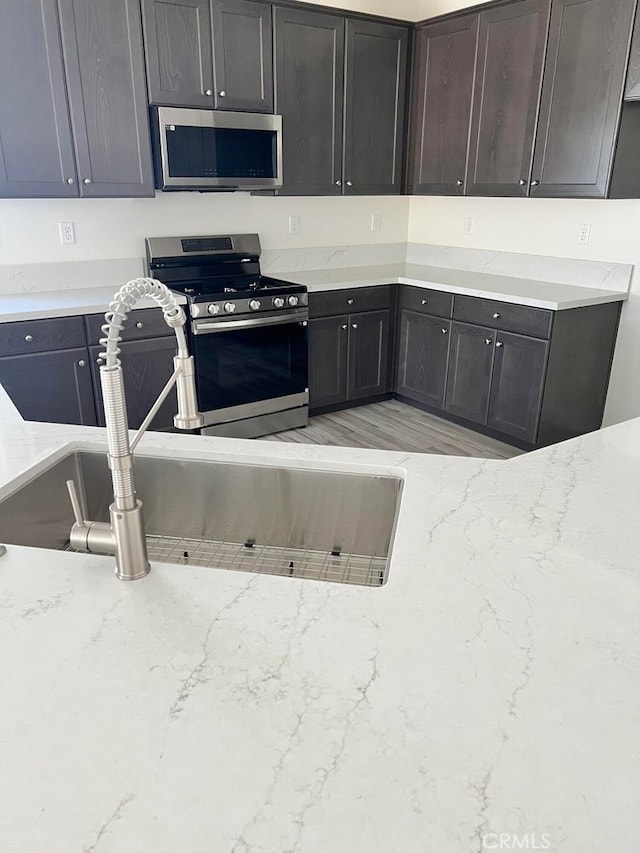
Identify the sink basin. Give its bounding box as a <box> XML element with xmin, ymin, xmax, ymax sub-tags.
<box><xmin>0</xmin><ymin>451</ymin><xmax>402</xmax><ymax>587</ymax></box>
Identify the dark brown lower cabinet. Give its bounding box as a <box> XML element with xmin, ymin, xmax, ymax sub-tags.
<box><xmin>308</xmin><ymin>310</ymin><xmax>391</xmax><ymax>412</ymax></box>
<box><xmin>444</xmin><ymin>322</ymin><xmax>549</xmax><ymax>444</ymax></box>
<box><xmin>444</xmin><ymin>322</ymin><xmax>496</xmax><ymax>424</ymax></box>
<box><xmin>90</xmin><ymin>338</ymin><xmax>177</xmax><ymax>431</ymax></box>
<box><xmin>487</xmin><ymin>331</ymin><xmax>548</xmax><ymax>443</ymax></box>
<box><xmin>0</xmin><ymin>347</ymin><xmax>97</xmax><ymax>425</ymax></box>
<box><xmin>396</xmin><ymin>310</ymin><xmax>451</xmax><ymax>408</ymax></box>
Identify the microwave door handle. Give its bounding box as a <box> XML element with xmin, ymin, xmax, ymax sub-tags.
<box><xmin>192</xmin><ymin>310</ymin><xmax>308</xmax><ymax>335</ymax></box>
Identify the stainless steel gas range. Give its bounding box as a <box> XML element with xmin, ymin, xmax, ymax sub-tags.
<box><xmin>145</xmin><ymin>233</ymin><xmax>308</xmax><ymax>438</ymax></box>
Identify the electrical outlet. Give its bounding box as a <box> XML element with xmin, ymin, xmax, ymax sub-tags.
<box><xmin>577</xmin><ymin>222</ymin><xmax>591</xmax><ymax>245</ymax></box>
<box><xmin>288</xmin><ymin>215</ymin><xmax>300</xmax><ymax>236</ymax></box>
<box><xmin>464</xmin><ymin>216</ymin><xmax>474</xmax><ymax>235</ymax></box>
<box><xmin>58</xmin><ymin>221</ymin><xmax>76</xmax><ymax>245</ymax></box>
<box><xmin>371</xmin><ymin>213</ymin><xmax>382</xmax><ymax>233</ymax></box>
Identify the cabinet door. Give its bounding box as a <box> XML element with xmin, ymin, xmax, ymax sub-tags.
<box><xmin>530</xmin><ymin>0</ymin><xmax>636</xmax><ymax>198</ymax></box>
<box><xmin>348</xmin><ymin>310</ymin><xmax>391</xmax><ymax>401</ymax></box>
<box><xmin>142</xmin><ymin>0</ymin><xmax>214</xmax><ymax>107</ymax></box>
<box><xmin>58</xmin><ymin>0</ymin><xmax>154</xmax><ymax>197</ymax></box>
<box><xmin>444</xmin><ymin>322</ymin><xmax>495</xmax><ymax>424</ymax></box>
<box><xmin>90</xmin><ymin>338</ymin><xmax>177</xmax><ymax>431</ymax></box>
<box><xmin>343</xmin><ymin>20</ymin><xmax>409</xmax><ymax>195</ymax></box>
<box><xmin>466</xmin><ymin>0</ymin><xmax>550</xmax><ymax>197</ymax></box>
<box><xmin>0</xmin><ymin>0</ymin><xmax>78</xmax><ymax>198</ymax></box>
<box><xmin>212</xmin><ymin>0</ymin><xmax>273</xmax><ymax>112</ymax></box>
<box><xmin>409</xmin><ymin>15</ymin><xmax>478</xmax><ymax>195</ymax></box>
<box><xmin>487</xmin><ymin>331</ymin><xmax>548</xmax><ymax>443</ymax></box>
<box><xmin>274</xmin><ymin>6</ymin><xmax>344</xmax><ymax>195</ymax></box>
<box><xmin>308</xmin><ymin>316</ymin><xmax>348</xmax><ymax>410</ymax></box>
<box><xmin>396</xmin><ymin>310</ymin><xmax>450</xmax><ymax>409</ymax></box>
<box><xmin>0</xmin><ymin>348</ymin><xmax>96</xmax><ymax>426</ymax></box>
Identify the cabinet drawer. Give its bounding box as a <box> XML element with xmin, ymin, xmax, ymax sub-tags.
<box><xmin>0</xmin><ymin>316</ymin><xmax>86</xmax><ymax>356</ymax></box>
<box><xmin>85</xmin><ymin>308</ymin><xmax>173</xmax><ymax>345</ymax></box>
<box><xmin>309</xmin><ymin>286</ymin><xmax>391</xmax><ymax>318</ymax></box>
<box><xmin>399</xmin><ymin>285</ymin><xmax>453</xmax><ymax>318</ymax></box>
<box><xmin>453</xmin><ymin>295</ymin><xmax>553</xmax><ymax>338</ymax></box>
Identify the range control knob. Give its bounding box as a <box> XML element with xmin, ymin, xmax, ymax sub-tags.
<box><xmin>249</xmin><ymin>299</ymin><xmax>261</xmax><ymax>311</ymax></box>
<box><xmin>207</xmin><ymin>303</ymin><xmax>220</xmax><ymax>315</ymax></box>
<box><xmin>273</xmin><ymin>296</ymin><xmax>285</xmax><ymax>309</ymax></box>
<box><xmin>287</xmin><ymin>295</ymin><xmax>299</xmax><ymax>307</ymax></box>
<box><xmin>224</xmin><ymin>302</ymin><xmax>236</xmax><ymax>314</ymax></box>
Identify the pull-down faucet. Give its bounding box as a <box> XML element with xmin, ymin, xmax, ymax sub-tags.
<box><xmin>66</xmin><ymin>278</ymin><xmax>203</xmax><ymax>580</ymax></box>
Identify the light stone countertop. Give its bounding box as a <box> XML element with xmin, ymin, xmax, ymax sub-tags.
<box><xmin>0</xmin><ymin>381</ymin><xmax>638</xmax><ymax>852</ymax></box>
<box><xmin>0</xmin><ymin>262</ymin><xmax>626</xmax><ymax>322</ymax></box>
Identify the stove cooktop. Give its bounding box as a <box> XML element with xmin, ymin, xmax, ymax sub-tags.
<box><xmin>169</xmin><ymin>275</ymin><xmax>306</xmax><ymax>302</ymax></box>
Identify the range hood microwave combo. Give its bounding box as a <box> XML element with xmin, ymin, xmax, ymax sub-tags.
<box><xmin>150</xmin><ymin>106</ymin><xmax>283</xmax><ymax>191</ymax></box>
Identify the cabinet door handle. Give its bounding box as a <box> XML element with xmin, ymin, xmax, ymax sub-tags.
<box><xmin>24</xmin><ymin>334</ymin><xmax>33</xmax><ymax>342</ymax></box>
<box><xmin>341</xmin><ymin>324</ymin><xmax>347</xmax><ymax>330</ymax></box>
<box><xmin>83</xmin><ymin>178</ymin><xmax>92</xmax><ymax>185</ymax></box>
<box><xmin>335</xmin><ymin>180</ymin><xmax>342</xmax><ymax>186</ymax></box>
<box><xmin>346</xmin><ymin>180</ymin><xmax>353</xmax><ymax>187</ymax></box>
<box><xmin>204</xmin><ymin>88</ymin><xmax>213</xmax><ymax>96</ymax></box>
<box><xmin>218</xmin><ymin>90</ymin><xmax>226</xmax><ymax>97</ymax></box>
<box><xmin>136</xmin><ymin>321</ymin><xmax>143</xmax><ymax>329</ymax></box>
<box><xmin>352</xmin><ymin>323</ymin><xmax>358</xmax><ymax>329</ymax></box>
<box><xmin>492</xmin><ymin>312</ymin><xmax>501</xmax><ymax>319</ymax></box>
<box><xmin>78</xmin><ymin>359</ymin><xmax>86</xmax><ymax>367</ymax></box>
<box><xmin>421</xmin><ymin>298</ymin><xmax>428</xmax><ymax>305</ymax></box>
<box><xmin>519</xmin><ymin>179</ymin><xmax>526</xmax><ymax>186</ymax></box>
<box><xmin>347</xmin><ymin>298</ymin><xmax>354</xmax><ymax>305</ymax></box>
<box><xmin>531</xmin><ymin>179</ymin><xmax>540</xmax><ymax>187</ymax></box>
<box><xmin>485</xmin><ymin>338</ymin><xmax>493</xmax><ymax>345</ymax></box>
<box><xmin>495</xmin><ymin>341</ymin><xmax>503</xmax><ymax>348</ymax></box>
<box><xmin>441</xmin><ymin>328</ymin><xmax>448</xmax><ymax>334</ymax></box>
<box><xmin>66</xmin><ymin>177</ymin><xmax>75</xmax><ymax>185</ymax></box>
<box><xmin>456</xmin><ymin>179</ymin><xmax>463</xmax><ymax>186</ymax></box>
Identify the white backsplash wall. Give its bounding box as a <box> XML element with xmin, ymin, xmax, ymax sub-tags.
<box><xmin>0</xmin><ymin>194</ymin><xmax>410</xmax><ymax>266</ymax></box>
<box><xmin>410</xmin><ymin>196</ymin><xmax>640</xmax><ymax>427</ymax></box>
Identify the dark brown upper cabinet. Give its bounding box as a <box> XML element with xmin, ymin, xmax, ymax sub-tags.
<box><xmin>343</xmin><ymin>20</ymin><xmax>409</xmax><ymax>195</ymax></box>
<box><xmin>212</xmin><ymin>0</ymin><xmax>273</xmax><ymax>112</ymax></box>
<box><xmin>58</xmin><ymin>0</ymin><xmax>155</xmax><ymax>198</ymax></box>
<box><xmin>0</xmin><ymin>1</ymin><xmax>77</xmax><ymax>198</ymax></box>
<box><xmin>274</xmin><ymin>6</ymin><xmax>345</xmax><ymax>195</ymax></box>
<box><xmin>409</xmin><ymin>14</ymin><xmax>479</xmax><ymax>195</ymax></box>
<box><xmin>530</xmin><ymin>0</ymin><xmax>636</xmax><ymax>198</ymax></box>
<box><xmin>143</xmin><ymin>0</ymin><xmax>273</xmax><ymax>111</ymax></box>
<box><xmin>274</xmin><ymin>7</ymin><xmax>409</xmax><ymax>196</ymax></box>
<box><xmin>142</xmin><ymin>0</ymin><xmax>215</xmax><ymax>107</ymax></box>
<box><xmin>1</xmin><ymin>0</ymin><xmax>153</xmax><ymax>199</ymax></box>
<box><xmin>466</xmin><ymin>0</ymin><xmax>551</xmax><ymax>197</ymax></box>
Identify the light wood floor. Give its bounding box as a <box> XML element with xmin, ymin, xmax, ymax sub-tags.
<box><xmin>263</xmin><ymin>400</ymin><xmax>523</xmax><ymax>459</ymax></box>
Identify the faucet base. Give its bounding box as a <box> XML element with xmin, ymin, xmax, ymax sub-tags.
<box><xmin>110</xmin><ymin>501</ymin><xmax>150</xmax><ymax>581</ymax></box>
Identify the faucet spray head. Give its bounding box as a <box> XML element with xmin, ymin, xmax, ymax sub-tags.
<box><xmin>173</xmin><ymin>354</ymin><xmax>204</xmax><ymax>430</ymax></box>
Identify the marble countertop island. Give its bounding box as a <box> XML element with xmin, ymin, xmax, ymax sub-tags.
<box><xmin>0</xmin><ymin>383</ymin><xmax>638</xmax><ymax>853</ymax></box>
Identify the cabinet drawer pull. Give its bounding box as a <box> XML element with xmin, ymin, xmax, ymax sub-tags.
<box><xmin>83</xmin><ymin>178</ymin><xmax>92</xmax><ymax>185</ymax></box>
<box><xmin>456</xmin><ymin>179</ymin><xmax>463</xmax><ymax>186</ymax></box>
<box><xmin>495</xmin><ymin>341</ymin><xmax>503</xmax><ymax>348</ymax></box>
<box><xmin>492</xmin><ymin>312</ymin><xmax>501</xmax><ymax>319</ymax></box>
<box><xmin>421</xmin><ymin>298</ymin><xmax>428</xmax><ymax>305</ymax></box>
<box><xmin>531</xmin><ymin>179</ymin><xmax>540</xmax><ymax>187</ymax></box>
<box><xmin>346</xmin><ymin>180</ymin><xmax>353</xmax><ymax>187</ymax></box>
<box><xmin>485</xmin><ymin>338</ymin><xmax>493</xmax><ymax>345</ymax></box>
<box><xmin>347</xmin><ymin>298</ymin><xmax>354</xmax><ymax>305</ymax></box>
<box><xmin>136</xmin><ymin>321</ymin><xmax>143</xmax><ymax>329</ymax></box>
<box><xmin>341</xmin><ymin>324</ymin><xmax>347</xmax><ymax>330</ymax></box>
<box><xmin>352</xmin><ymin>323</ymin><xmax>358</xmax><ymax>329</ymax></box>
<box><xmin>441</xmin><ymin>328</ymin><xmax>448</xmax><ymax>334</ymax></box>
<box><xmin>519</xmin><ymin>179</ymin><xmax>526</xmax><ymax>186</ymax></box>
<box><xmin>24</xmin><ymin>334</ymin><xmax>33</xmax><ymax>342</ymax></box>
<box><xmin>204</xmin><ymin>88</ymin><xmax>213</xmax><ymax>96</ymax></box>
<box><xmin>218</xmin><ymin>90</ymin><xmax>226</xmax><ymax>97</ymax></box>
<box><xmin>66</xmin><ymin>177</ymin><xmax>75</xmax><ymax>185</ymax></box>
<box><xmin>78</xmin><ymin>359</ymin><xmax>86</xmax><ymax>367</ymax></box>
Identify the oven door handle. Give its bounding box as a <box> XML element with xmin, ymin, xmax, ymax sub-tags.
<box><xmin>192</xmin><ymin>310</ymin><xmax>308</xmax><ymax>335</ymax></box>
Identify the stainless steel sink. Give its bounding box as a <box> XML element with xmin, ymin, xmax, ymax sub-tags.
<box><xmin>0</xmin><ymin>451</ymin><xmax>402</xmax><ymax>587</ymax></box>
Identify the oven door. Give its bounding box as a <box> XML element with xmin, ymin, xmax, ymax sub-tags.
<box><xmin>191</xmin><ymin>312</ymin><xmax>308</xmax><ymax>425</ymax></box>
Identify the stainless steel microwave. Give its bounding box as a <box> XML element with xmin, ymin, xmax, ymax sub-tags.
<box><xmin>150</xmin><ymin>107</ymin><xmax>283</xmax><ymax>191</ymax></box>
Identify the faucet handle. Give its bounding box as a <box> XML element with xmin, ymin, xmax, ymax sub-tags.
<box><xmin>66</xmin><ymin>479</ymin><xmax>86</xmax><ymax>527</ymax></box>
